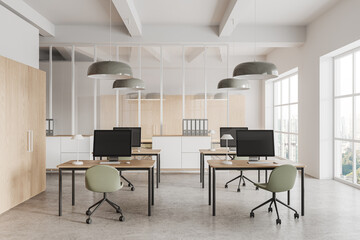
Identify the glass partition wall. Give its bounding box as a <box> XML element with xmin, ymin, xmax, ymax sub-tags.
<box><xmin>40</xmin><ymin>44</ymin><xmax>246</xmax><ymax>142</ymax></box>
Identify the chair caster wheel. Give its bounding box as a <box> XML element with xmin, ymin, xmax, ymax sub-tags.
<box><xmin>294</xmin><ymin>213</ymin><xmax>299</xmax><ymax>219</ymax></box>
<box><xmin>119</xmin><ymin>216</ymin><xmax>125</xmax><ymax>222</ymax></box>
<box><xmin>250</xmin><ymin>212</ymin><xmax>254</xmax><ymax>218</ymax></box>
<box><xmin>237</xmin><ymin>188</ymin><xmax>240</xmax><ymax>192</ymax></box>
<box><xmin>86</xmin><ymin>210</ymin><xmax>91</xmax><ymax>216</ymax></box>
<box><xmin>242</xmin><ymin>183</ymin><xmax>246</xmax><ymax>186</ymax></box>
<box><xmin>225</xmin><ymin>184</ymin><xmax>228</xmax><ymax>188</ymax></box>
<box><xmin>128</xmin><ymin>183</ymin><xmax>131</xmax><ymax>187</ymax></box>
<box><xmin>268</xmin><ymin>207</ymin><xmax>272</xmax><ymax>212</ymax></box>
<box><xmin>86</xmin><ymin>218</ymin><xmax>92</xmax><ymax>224</ymax></box>
<box><xmin>276</xmin><ymin>219</ymin><xmax>281</xmax><ymax>225</ymax></box>
<box><xmin>256</xmin><ymin>187</ymin><xmax>259</xmax><ymax>190</ymax></box>
<box><xmin>131</xmin><ymin>186</ymin><xmax>135</xmax><ymax>191</ymax></box>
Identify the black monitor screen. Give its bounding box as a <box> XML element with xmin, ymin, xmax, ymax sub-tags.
<box><xmin>113</xmin><ymin>127</ymin><xmax>141</xmax><ymax>147</ymax></box>
<box><xmin>220</xmin><ymin>127</ymin><xmax>248</xmax><ymax>147</ymax></box>
<box><xmin>93</xmin><ymin>130</ymin><xmax>132</xmax><ymax>157</ymax></box>
<box><xmin>236</xmin><ymin>130</ymin><xmax>275</xmax><ymax>157</ymax></box>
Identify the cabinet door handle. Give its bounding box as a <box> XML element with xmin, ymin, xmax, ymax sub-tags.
<box><xmin>30</xmin><ymin>130</ymin><xmax>34</xmax><ymax>152</ymax></box>
<box><xmin>27</xmin><ymin>130</ymin><xmax>34</xmax><ymax>152</ymax></box>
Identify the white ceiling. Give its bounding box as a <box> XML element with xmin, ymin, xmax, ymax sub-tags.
<box><xmin>23</xmin><ymin>0</ymin><xmax>339</xmax><ymax>26</ymax></box>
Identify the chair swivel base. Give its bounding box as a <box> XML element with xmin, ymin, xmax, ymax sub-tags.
<box><xmin>250</xmin><ymin>192</ymin><xmax>299</xmax><ymax>225</ymax></box>
<box><xmin>85</xmin><ymin>193</ymin><xmax>124</xmax><ymax>224</ymax></box>
<box><xmin>224</xmin><ymin>171</ymin><xmax>257</xmax><ymax>192</ymax></box>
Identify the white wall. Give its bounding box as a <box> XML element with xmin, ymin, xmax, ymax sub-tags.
<box><xmin>0</xmin><ymin>5</ymin><xmax>39</xmax><ymax>69</ymax></box>
<box><xmin>266</xmin><ymin>0</ymin><xmax>360</xmax><ymax>179</ymax></box>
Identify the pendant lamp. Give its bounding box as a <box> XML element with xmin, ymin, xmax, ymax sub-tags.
<box><xmin>233</xmin><ymin>61</ymin><xmax>278</xmax><ymax>80</ymax></box>
<box><xmin>113</xmin><ymin>78</ymin><xmax>145</xmax><ymax>90</ymax></box>
<box><xmin>232</xmin><ymin>0</ymin><xmax>278</xmax><ymax>80</ymax></box>
<box><xmin>87</xmin><ymin>0</ymin><xmax>132</xmax><ymax>80</ymax></box>
<box><xmin>217</xmin><ymin>78</ymin><xmax>250</xmax><ymax>90</ymax></box>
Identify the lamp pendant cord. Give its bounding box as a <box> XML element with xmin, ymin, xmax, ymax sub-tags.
<box><xmin>109</xmin><ymin>0</ymin><xmax>112</xmax><ymax>61</ymax></box>
<box><xmin>254</xmin><ymin>0</ymin><xmax>257</xmax><ymax>62</ymax></box>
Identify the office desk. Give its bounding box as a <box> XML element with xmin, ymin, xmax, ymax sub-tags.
<box><xmin>207</xmin><ymin>160</ymin><xmax>305</xmax><ymax>217</ymax></box>
<box><xmin>57</xmin><ymin>160</ymin><xmax>155</xmax><ymax>217</ymax></box>
<box><xmin>132</xmin><ymin>148</ymin><xmax>161</xmax><ymax>188</ymax></box>
<box><xmin>199</xmin><ymin>149</ymin><xmax>236</xmax><ymax>188</ymax></box>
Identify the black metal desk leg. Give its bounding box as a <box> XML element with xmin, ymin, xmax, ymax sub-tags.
<box><xmin>148</xmin><ymin>169</ymin><xmax>151</xmax><ymax>216</ymax></box>
<box><xmin>265</xmin><ymin>170</ymin><xmax>268</xmax><ymax>183</ymax></box>
<box><xmin>208</xmin><ymin>166</ymin><xmax>211</xmax><ymax>205</ymax></box>
<box><xmin>301</xmin><ymin>168</ymin><xmax>304</xmax><ymax>216</ymax></box>
<box><xmin>59</xmin><ymin>169</ymin><xmax>62</xmax><ymax>216</ymax></box>
<box><xmin>152</xmin><ymin>167</ymin><xmax>154</xmax><ymax>205</ymax></box>
<box><xmin>258</xmin><ymin>170</ymin><xmax>260</xmax><ymax>182</ymax></box>
<box><xmin>287</xmin><ymin>190</ymin><xmax>290</xmax><ymax>205</ymax></box>
<box><xmin>158</xmin><ymin>154</ymin><xmax>161</xmax><ymax>183</ymax></box>
<box><xmin>200</xmin><ymin>153</ymin><xmax>203</xmax><ymax>183</ymax></box>
<box><xmin>156</xmin><ymin>155</ymin><xmax>159</xmax><ymax>188</ymax></box>
<box><xmin>212</xmin><ymin>168</ymin><xmax>216</xmax><ymax>216</ymax></box>
<box><xmin>202</xmin><ymin>154</ymin><xmax>205</xmax><ymax>188</ymax></box>
<box><xmin>72</xmin><ymin>170</ymin><xmax>75</xmax><ymax>206</ymax></box>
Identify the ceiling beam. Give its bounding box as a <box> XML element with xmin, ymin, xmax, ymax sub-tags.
<box><xmin>216</xmin><ymin>46</ymin><xmax>226</xmax><ymax>62</ymax></box>
<box><xmin>186</xmin><ymin>47</ymin><xmax>205</xmax><ymax>63</ymax></box>
<box><xmin>40</xmin><ymin>24</ymin><xmax>306</xmax><ymax>47</ymax></box>
<box><xmin>0</xmin><ymin>0</ymin><xmax>55</xmax><ymax>37</ymax></box>
<box><xmin>55</xmin><ymin>47</ymin><xmax>72</xmax><ymax>61</ymax></box>
<box><xmin>143</xmin><ymin>47</ymin><xmax>170</xmax><ymax>62</ymax></box>
<box><xmin>112</xmin><ymin>0</ymin><xmax>142</xmax><ymax>37</ymax></box>
<box><xmin>219</xmin><ymin>0</ymin><xmax>241</xmax><ymax>37</ymax></box>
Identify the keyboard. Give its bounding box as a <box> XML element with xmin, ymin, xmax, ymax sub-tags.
<box><xmin>99</xmin><ymin>161</ymin><xmax>120</xmax><ymax>165</ymax></box>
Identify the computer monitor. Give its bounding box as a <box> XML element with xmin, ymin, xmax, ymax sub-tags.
<box><xmin>236</xmin><ymin>130</ymin><xmax>275</xmax><ymax>160</ymax></box>
<box><xmin>220</xmin><ymin>127</ymin><xmax>248</xmax><ymax>149</ymax></box>
<box><xmin>93</xmin><ymin>130</ymin><xmax>132</xmax><ymax>158</ymax></box>
<box><xmin>113</xmin><ymin>127</ymin><xmax>141</xmax><ymax>147</ymax></box>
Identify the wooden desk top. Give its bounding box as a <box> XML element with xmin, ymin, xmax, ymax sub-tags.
<box><xmin>207</xmin><ymin>159</ymin><xmax>305</xmax><ymax>169</ymax></box>
<box><xmin>132</xmin><ymin>148</ymin><xmax>161</xmax><ymax>154</ymax></box>
<box><xmin>199</xmin><ymin>149</ymin><xmax>236</xmax><ymax>154</ymax></box>
<box><xmin>57</xmin><ymin>160</ymin><xmax>155</xmax><ymax>169</ymax></box>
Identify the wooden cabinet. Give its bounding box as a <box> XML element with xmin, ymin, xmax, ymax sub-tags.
<box><xmin>0</xmin><ymin>56</ymin><xmax>46</xmax><ymax>215</ymax></box>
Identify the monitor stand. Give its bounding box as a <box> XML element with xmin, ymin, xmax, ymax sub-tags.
<box><xmin>248</xmin><ymin>156</ymin><xmax>260</xmax><ymax>161</ymax></box>
<box><xmin>108</xmin><ymin>157</ymin><xmax>118</xmax><ymax>162</ymax></box>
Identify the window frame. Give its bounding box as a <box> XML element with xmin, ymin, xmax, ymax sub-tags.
<box><xmin>333</xmin><ymin>49</ymin><xmax>360</xmax><ymax>185</ymax></box>
<box><xmin>273</xmin><ymin>72</ymin><xmax>298</xmax><ymax>162</ymax></box>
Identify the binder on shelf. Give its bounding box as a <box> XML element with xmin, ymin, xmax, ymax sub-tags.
<box><xmin>182</xmin><ymin>119</ymin><xmax>209</xmax><ymax>136</ymax></box>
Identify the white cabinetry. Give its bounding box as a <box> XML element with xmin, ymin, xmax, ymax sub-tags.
<box><xmin>46</xmin><ymin>136</ymin><xmax>93</xmax><ymax>169</ymax></box>
<box><xmin>152</xmin><ymin>136</ymin><xmax>210</xmax><ymax>169</ymax></box>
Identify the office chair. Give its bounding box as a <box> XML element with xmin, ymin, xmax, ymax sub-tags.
<box><xmin>250</xmin><ymin>164</ymin><xmax>299</xmax><ymax>225</ymax></box>
<box><xmin>118</xmin><ymin>157</ymin><xmax>135</xmax><ymax>191</ymax></box>
<box><xmin>224</xmin><ymin>156</ymin><xmax>257</xmax><ymax>192</ymax></box>
<box><xmin>85</xmin><ymin>165</ymin><xmax>125</xmax><ymax>224</ymax></box>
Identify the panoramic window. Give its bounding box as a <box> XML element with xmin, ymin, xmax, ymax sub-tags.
<box><xmin>334</xmin><ymin>51</ymin><xmax>360</xmax><ymax>185</ymax></box>
<box><xmin>273</xmin><ymin>73</ymin><xmax>298</xmax><ymax>161</ymax></box>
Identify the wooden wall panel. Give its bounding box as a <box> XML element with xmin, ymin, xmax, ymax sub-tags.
<box><xmin>99</xmin><ymin>94</ymin><xmax>246</xmax><ymax>141</ymax></box>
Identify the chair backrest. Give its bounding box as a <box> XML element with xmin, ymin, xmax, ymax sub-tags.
<box><xmin>85</xmin><ymin>165</ymin><xmax>122</xmax><ymax>193</ymax></box>
<box><xmin>266</xmin><ymin>164</ymin><xmax>297</xmax><ymax>193</ymax></box>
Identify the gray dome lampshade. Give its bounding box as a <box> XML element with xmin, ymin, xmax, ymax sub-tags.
<box><xmin>217</xmin><ymin>78</ymin><xmax>250</xmax><ymax>90</ymax></box>
<box><xmin>87</xmin><ymin>61</ymin><xmax>133</xmax><ymax>80</ymax></box>
<box><xmin>113</xmin><ymin>78</ymin><xmax>145</xmax><ymax>90</ymax></box>
<box><xmin>233</xmin><ymin>61</ymin><xmax>278</xmax><ymax>80</ymax></box>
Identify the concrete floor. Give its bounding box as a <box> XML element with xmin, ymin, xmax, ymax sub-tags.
<box><xmin>0</xmin><ymin>171</ymin><xmax>359</xmax><ymax>240</ymax></box>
